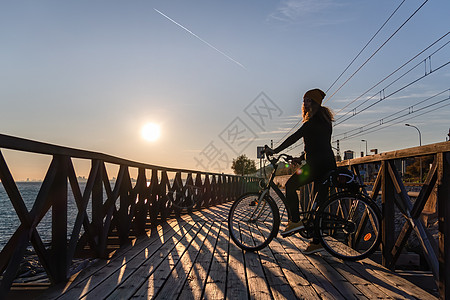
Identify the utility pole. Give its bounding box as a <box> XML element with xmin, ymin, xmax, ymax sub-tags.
<box><xmin>336</xmin><ymin>140</ymin><xmax>341</xmax><ymax>161</ymax></box>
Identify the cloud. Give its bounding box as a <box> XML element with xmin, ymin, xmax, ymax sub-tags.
<box><xmin>269</xmin><ymin>0</ymin><xmax>344</xmax><ymax>23</ymax></box>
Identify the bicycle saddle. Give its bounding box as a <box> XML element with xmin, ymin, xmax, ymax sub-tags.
<box><xmin>326</xmin><ymin>167</ymin><xmax>362</xmax><ymax>190</ymax></box>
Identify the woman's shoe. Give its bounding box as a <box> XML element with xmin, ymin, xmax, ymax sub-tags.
<box><xmin>281</xmin><ymin>220</ymin><xmax>304</xmax><ymax>237</ymax></box>
<box><xmin>303</xmin><ymin>242</ymin><xmax>323</xmax><ymax>254</ymax></box>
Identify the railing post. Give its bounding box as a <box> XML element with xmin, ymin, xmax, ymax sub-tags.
<box><xmin>91</xmin><ymin>160</ymin><xmax>103</xmax><ymax>256</ymax></box>
<box><xmin>438</xmin><ymin>152</ymin><xmax>450</xmax><ymax>299</ymax></box>
<box><xmin>149</xmin><ymin>169</ymin><xmax>160</xmax><ymax>225</ymax></box>
<box><xmin>51</xmin><ymin>155</ymin><xmax>68</xmax><ymax>282</ymax></box>
<box><xmin>118</xmin><ymin>165</ymin><xmax>131</xmax><ymax>245</ymax></box>
<box><xmin>134</xmin><ymin>168</ymin><xmax>147</xmax><ymax>235</ymax></box>
<box><xmin>203</xmin><ymin>175</ymin><xmax>211</xmax><ymax>208</ymax></box>
<box><xmin>382</xmin><ymin>160</ymin><xmax>395</xmax><ymax>268</ymax></box>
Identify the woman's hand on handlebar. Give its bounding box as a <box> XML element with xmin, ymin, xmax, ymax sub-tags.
<box><xmin>290</xmin><ymin>153</ymin><xmax>305</xmax><ymax>165</ymax></box>
<box><xmin>264</xmin><ymin>145</ymin><xmax>276</xmax><ymax>156</ymax></box>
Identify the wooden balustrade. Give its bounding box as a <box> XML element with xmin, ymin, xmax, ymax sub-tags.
<box><xmin>335</xmin><ymin>141</ymin><xmax>450</xmax><ymax>299</ymax></box>
<box><xmin>0</xmin><ymin>133</ymin><xmax>259</xmax><ymax>296</ymax></box>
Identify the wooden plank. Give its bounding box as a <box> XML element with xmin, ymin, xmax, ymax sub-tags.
<box><xmin>226</xmin><ymin>230</ymin><xmax>248</xmax><ymax>299</ymax></box>
<box><xmin>259</xmin><ymin>252</ymin><xmax>297</xmax><ymax>300</ymax></box>
<box><xmin>153</xmin><ymin>221</ymin><xmax>214</xmax><ymax>299</ymax></box>
<box><xmin>82</xmin><ymin>221</ymin><xmax>200</xmax><ymax>299</ymax></box>
<box><xmin>40</xmin><ymin>219</ymin><xmax>190</xmax><ymax>299</ymax></box>
<box><xmin>325</xmin><ymin>257</ymin><xmax>395</xmax><ymax>299</ymax></box>
<box><xmin>349</xmin><ymin>257</ymin><xmax>436</xmax><ymax>299</ymax></box>
<box><xmin>127</xmin><ymin>221</ymin><xmax>206</xmax><ymax>298</ymax></box>
<box><xmin>285</xmin><ymin>235</ymin><xmax>355</xmax><ymax>300</ymax></box>
<box><xmin>178</xmin><ymin>222</ymin><xmax>222</xmax><ymax>300</ymax></box>
<box><xmin>32</xmin><ymin>201</ymin><xmax>441</xmax><ymax>300</ymax></box>
<box><xmin>262</xmin><ymin>234</ymin><xmax>318</xmax><ymax>299</ymax></box>
<box><xmin>290</xmin><ymin>236</ymin><xmax>412</xmax><ymax>299</ymax></box>
<box><xmin>202</xmin><ymin>223</ymin><xmax>230</xmax><ymax>300</ymax></box>
<box><xmin>242</xmin><ymin>229</ymin><xmax>272</xmax><ymax>299</ymax></box>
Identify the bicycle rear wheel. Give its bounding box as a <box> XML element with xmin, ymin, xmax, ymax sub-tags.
<box><xmin>317</xmin><ymin>192</ymin><xmax>381</xmax><ymax>261</ymax></box>
<box><xmin>228</xmin><ymin>192</ymin><xmax>280</xmax><ymax>251</ymax></box>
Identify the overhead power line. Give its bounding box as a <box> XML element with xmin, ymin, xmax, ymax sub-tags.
<box><xmin>334</xmin><ymin>101</ymin><xmax>450</xmax><ymax>143</ymax></box>
<box><xmin>333</xmin><ymin>89</ymin><xmax>450</xmax><ymax>142</ymax></box>
<box><xmin>334</xmin><ymin>32</ymin><xmax>450</xmax><ymax>118</ymax></box>
<box><xmin>324</xmin><ymin>0</ymin><xmax>430</xmax><ymax>105</ymax></box>
<box><xmin>325</xmin><ymin>0</ymin><xmax>407</xmax><ymax>95</ymax></box>
<box><xmin>274</xmin><ymin>1</ymin><xmax>430</xmax><ymax>149</ymax></box>
<box><xmin>334</xmin><ymin>57</ymin><xmax>450</xmax><ymax>127</ymax></box>
<box><xmin>287</xmin><ymin>88</ymin><xmax>450</xmax><ymax>153</ymax></box>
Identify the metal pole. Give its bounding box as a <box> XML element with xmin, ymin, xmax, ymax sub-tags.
<box><xmin>361</xmin><ymin>140</ymin><xmax>368</xmax><ymax>156</ymax></box>
<box><xmin>405</xmin><ymin>124</ymin><xmax>422</xmax><ymax>182</ymax></box>
<box><xmin>405</xmin><ymin>124</ymin><xmax>422</xmax><ymax>146</ymax></box>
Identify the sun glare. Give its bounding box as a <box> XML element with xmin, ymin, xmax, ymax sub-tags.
<box><xmin>141</xmin><ymin>123</ymin><xmax>161</xmax><ymax>142</ymax></box>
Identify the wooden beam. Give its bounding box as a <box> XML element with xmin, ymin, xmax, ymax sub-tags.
<box><xmin>51</xmin><ymin>155</ymin><xmax>69</xmax><ymax>282</ymax></box>
<box><xmin>381</xmin><ymin>160</ymin><xmax>395</xmax><ymax>268</ymax></box>
<box><xmin>338</xmin><ymin>141</ymin><xmax>450</xmax><ymax>166</ymax></box>
<box><xmin>438</xmin><ymin>152</ymin><xmax>450</xmax><ymax>299</ymax></box>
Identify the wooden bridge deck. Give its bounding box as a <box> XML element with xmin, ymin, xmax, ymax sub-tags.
<box><xmin>35</xmin><ymin>200</ymin><xmax>437</xmax><ymax>300</ymax></box>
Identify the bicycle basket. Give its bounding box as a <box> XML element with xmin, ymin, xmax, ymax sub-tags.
<box><xmin>331</xmin><ymin>167</ymin><xmax>360</xmax><ymax>189</ymax></box>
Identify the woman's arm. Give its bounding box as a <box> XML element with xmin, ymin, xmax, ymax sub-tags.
<box><xmin>273</xmin><ymin>124</ymin><xmax>306</xmax><ymax>153</ymax></box>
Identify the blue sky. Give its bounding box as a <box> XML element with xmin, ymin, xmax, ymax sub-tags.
<box><xmin>1</xmin><ymin>0</ymin><xmax>449</xmax><ymax>180</ymax></box>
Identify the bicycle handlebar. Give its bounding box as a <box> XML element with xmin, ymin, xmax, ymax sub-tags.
<box><xmin>263</xmin><ymin>152</ymin><xmax>296</xmax><ymax>167</ymax></box>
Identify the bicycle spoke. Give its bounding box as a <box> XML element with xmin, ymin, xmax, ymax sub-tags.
<box><xmin>318</xmin><ymin>193</ymin><xmax>381</xmax><ymax>261</ymax></box>
<box><xmin>228</xmin><ymin>193</ymin><xmax>280</xmax><ymax>251</ymax></box>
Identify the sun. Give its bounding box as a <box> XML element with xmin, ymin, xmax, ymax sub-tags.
<box><xmin>141</xmin><ymin>123</ymin><xmax>161</xmax><ymax>142</ymax></box>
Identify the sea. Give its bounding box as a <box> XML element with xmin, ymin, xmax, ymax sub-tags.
<box><xmin>0</xmin><ymin>181</ymin><xmax>92</xmax><ymax>252</ymax></box>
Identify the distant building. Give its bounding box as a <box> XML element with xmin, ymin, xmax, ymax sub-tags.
<box><xmin>344</xmin><ymin>150</ymin><xmax>354</xmax><ymax>160</ymax></box>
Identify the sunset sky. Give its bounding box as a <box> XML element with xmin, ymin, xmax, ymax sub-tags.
<box><xmin>1</xmin><ymin>0</ymin><xmax>449</xmax><ymax>180</ymax></box>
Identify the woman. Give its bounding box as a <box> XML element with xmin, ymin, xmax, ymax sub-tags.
<box><xmin>265</xmin><ymin>88</ymin><xmax>336</xmax><ymax>254</ymax></box>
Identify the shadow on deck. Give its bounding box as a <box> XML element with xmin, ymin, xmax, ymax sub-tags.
<box><xmin>9</xmin><ymin>200</ymin><xmax>437</xmax><ymax>300</ymax></box>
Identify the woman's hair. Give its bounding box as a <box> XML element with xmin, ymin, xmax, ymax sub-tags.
<box><xmin>302</xmin><ymin>101</ymin><xmax>334</xmax><ymax>124</ymax></box>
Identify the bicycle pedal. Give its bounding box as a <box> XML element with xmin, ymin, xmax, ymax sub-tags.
<box><xmin>280</xmin><ymin>229</ymin><xmax>300</xmax><ymax>238</ymax></box>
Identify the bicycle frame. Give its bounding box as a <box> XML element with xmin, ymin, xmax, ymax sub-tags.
<box><xmin>261</xmin><ymin>155</ymin><xmax>324</xmax><ymax>224</ymax></box>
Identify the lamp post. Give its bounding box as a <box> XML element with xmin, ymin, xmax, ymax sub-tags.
<box><xmin>361</xmin><ymin>139</ymin><xmax>368</xmax><ymax>156</ymax></box>
<box><xmin>405</xmin><ymin>124</ymin><xmax>422</xmax><ymax>146</ymax></box>
<box><xmin>405</xmin><ymin>124</ymin><xmax>422</xmax><ymax>182</ymax></box>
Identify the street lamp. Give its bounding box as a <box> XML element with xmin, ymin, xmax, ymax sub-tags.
<box><xmin>405</xmin><ymin>123</ymin><xmax>422</xmax><ymax>182</ymax></box>
<box><xmin>361</xmin><ymin>139</ymin><xmax>368</xmax><ymax>156</ymax></box>
<box><xmin>405</xmin><ymin>124</ymin><xmax>422</xmax><ymax>146</ymax></box>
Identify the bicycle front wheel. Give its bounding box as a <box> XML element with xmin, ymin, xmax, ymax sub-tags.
<box><xmin>317</xmin><ymin>192</ymin><xmax>381</xmax><ymax>261</ymax></box>
<box><xmin>228</xmin><ymin>192</ymin><xmax>280</xmax><ymax>251</ymax></box>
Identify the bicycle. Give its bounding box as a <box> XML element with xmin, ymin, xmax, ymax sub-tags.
<box><xmin>227</xmin><ymin>153</ymin><xmax>382</xmax><ymax>261</ymax></box>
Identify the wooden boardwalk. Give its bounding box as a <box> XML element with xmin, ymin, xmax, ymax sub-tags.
<box><xmin>36</xmin><ymin>200</ymin><xmax>437</xmax><ymax>300</ymax></box>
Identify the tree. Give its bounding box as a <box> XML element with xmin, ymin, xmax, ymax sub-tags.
<box><xmin>404</xmin><ymin>155</ymin><xmax>434</xmax><ymax>182</ymax></box>
<box><xmin>231</xmin><ymin>154</ymin><xmax>257</xmax><ymax>176</ymax></box>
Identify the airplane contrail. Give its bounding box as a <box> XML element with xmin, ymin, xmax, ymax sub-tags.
<box><xmin>154</xmin><ymin>8</ymin><xmax>247</xmax><ymax>70</ymax></box>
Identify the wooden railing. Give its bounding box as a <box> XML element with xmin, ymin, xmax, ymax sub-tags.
<box><xmin>336</xmin><ymin>141</ymin><xmax>450</xmax><ymax>299</ymax></box>
<box><xmin>0</xmin><ymin>133</ymin><xmax>259</xmax><ymax>296</ymax></box>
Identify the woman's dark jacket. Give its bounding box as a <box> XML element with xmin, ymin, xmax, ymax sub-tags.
<box><xmin>274</xmin><ymin>110</ymin><xmax>336</xmax><ymax>174</ymax></box>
